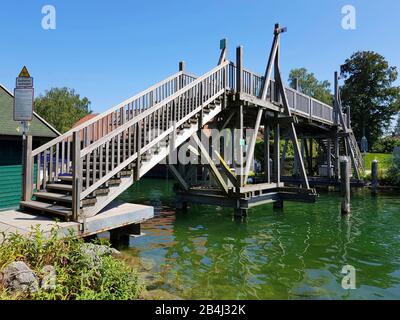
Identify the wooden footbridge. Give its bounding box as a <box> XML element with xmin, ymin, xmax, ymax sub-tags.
<box><xmin>20</xmin><ymin>24</ymin><xmax>364</xmax><ymax>221</ymax></box>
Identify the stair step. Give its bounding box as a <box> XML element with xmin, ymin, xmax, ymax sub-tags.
<box><xmin>20</xmin><ymin>200</ymin><xmax>73</xmax><ymax>219</ymax></box>
<box><xmin>46</xmin><ymin>183</ymin><xmax>73</xmax><ymax>193</ymax></box>
<box><xmin>34</xmin><ymin>191</ymin><xmax>72</xmax><ymax>203</ymax></box>
<box><xmin>34</xmin><ymin>192</ymin><xmax>97</xmax><ymax>207</ymax></box>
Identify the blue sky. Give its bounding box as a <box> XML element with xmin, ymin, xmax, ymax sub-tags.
<box><xmin>1</xmin><ymin>0</ymin><xmax>399</xmax><ymax>114</ymax></box>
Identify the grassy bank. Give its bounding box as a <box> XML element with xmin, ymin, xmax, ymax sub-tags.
<box><xmin>0</xmin><ymin>228</ymin><xmax>143</xmax><ymax>300</ymax></box>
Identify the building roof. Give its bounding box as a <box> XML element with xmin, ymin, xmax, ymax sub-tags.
<box><xmin>0</xmin><ymin>84</ymin><xmax>59</xmax><ymax>138</ymax></box>
<box><xmin>72</xmin><ymin>113</ymin><xmax>99</xmax><ymax>129</ymax></box>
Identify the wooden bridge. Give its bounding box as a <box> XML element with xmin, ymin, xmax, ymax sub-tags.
<box><xmin>20</xmin><ymin>24</ymin><xmax>364</xmax><ymax>221</ymax></box>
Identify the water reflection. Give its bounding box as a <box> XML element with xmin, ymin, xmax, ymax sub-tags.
<box><xmin>118</xmin><ymin>179</ymin><xmax>400</xmax><ymax>300</ymax></box>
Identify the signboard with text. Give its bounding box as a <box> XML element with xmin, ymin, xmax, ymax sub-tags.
<box><xmin>13</xmin><ymin>66</ymin><xmax>33</xmax><ymax>122</ymax></box>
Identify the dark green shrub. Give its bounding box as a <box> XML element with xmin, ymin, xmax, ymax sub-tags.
<box><xmin>371</xmin><ymin>136</ymin><xmax>400</xmax><ymax>154</ymax></box>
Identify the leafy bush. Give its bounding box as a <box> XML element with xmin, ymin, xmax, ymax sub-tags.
<box><xmin>0</xmin><ymin>227</ymin><xmax>143</xmax><ymax>300</ymax></box>
<box><xmin>386</xmin><ymin>154</ymin><xmax>400</xmax><ymax>186</ymax></box>
<box><xmin>371</xmin><ymin>136</ymin><xmax>400</xmax><ymax>154</ymax></box>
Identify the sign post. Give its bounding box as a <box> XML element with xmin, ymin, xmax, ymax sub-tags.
<box><xmin>14</xmin><ymin>66</ymin><xmax>34</xmax><ymax>201</ymax></box>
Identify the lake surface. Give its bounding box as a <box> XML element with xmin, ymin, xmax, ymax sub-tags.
<box><xmin>117</xmin><ymin>178</ymin><xmax>400</xmax><ymax>300</ymax></box>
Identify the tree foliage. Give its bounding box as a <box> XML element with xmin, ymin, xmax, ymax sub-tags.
<box><xmin>371</xmin><ymin>136</ymin><xmax>400</xmax><ymax>154</ymax></box>
<box><xmin>394</xmin><ymin>115</ymin><xmax>400</xmax><ymax>136</ymax></box>
<box><xmin>288</xmin><ymin>68</ymin><xmax>333</xmax><ymax>105</ymax></box>
<box><xmin>340</xmin><ymin>51</ymin><xmax>400</xmax><ymax>148</ymax></box>
<box><xmin>34</xmin><ymin>88</ymin><xmax>91</xmax><ymax>133</ymax></box>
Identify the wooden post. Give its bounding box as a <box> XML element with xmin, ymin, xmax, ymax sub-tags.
<box><xmin>294</xmin><ymin>78</ymin><xmax>299</xmax><ymax>91</ymax></box>
<box><xmin>280</xmin><ymin>138</ymin><xmax>288</xmax><ymax>176</ymax></box>
<box><xmin>179</xmin><ymin>61</ymin><xmax>185</xmax><ymax>90</ymax></box>
<box><xmin>371</xmin><ymin>160</ymin><xmax>378</xmax><ymax>196</ymax></box>
<box><xmin>22</xmin><ymin>135</ymin><xmax>33</xmax><ymax>201</ymax></box>
<box><xmin>237</xmin><ymin>104</ymin><xmax>244</xmax><ymax>186</ymax></box>
<box><xmin>264</xmin><ymin>125</ymin><xmax>271</xmax><ymax>183</ymax></box>
<box><xmin>334</xmin><ymin>135</ymin><xmax>340</xmax><ymax>178</ymax></box>
<box><xmin>274</xmin><ymin>118</ymin><xmax>280</xmax><ymax>184</ymax></box>
<box><xmin>72</xmin><ymin>131</ymin><xmax>81</xmax><ymax>221</ymax></box>
<box><xmin>340</xmin><ymin>157</ymin><xmax>351</xmax><ymax>214</ymax></box>
<box><xmin>236</xmin><ymin>46</ymin><xmax>243</xmax><ymax>93</ymax></box>
<box><xmin>179</xmin><ymin>61</ymin><xmax>185</xmax><ymax>72</ymax></box>
<box><xmin>327</xmin><ymin>139</ymin><xmax>332</xmax><ymax>178</ymax></box>
<box><xmin>334</xmin><ymin>71</ymin><xmax>339</xmax><ymax>125</ymax></box>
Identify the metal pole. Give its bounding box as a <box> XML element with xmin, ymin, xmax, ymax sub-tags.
<box><xmin>22</xmin><ymin>133</ymin><xmax>32</xmax><ymax>201</ymax></box>
<box><xmin>340</xmin><ymin>157</ymin><xmax>351</xmax><ymax>214</ymax></box>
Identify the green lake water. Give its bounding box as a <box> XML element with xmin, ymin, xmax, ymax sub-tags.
<box><xmin>117</xmin><ymin>178</ymin><xmax>400</xmax><ymax>300</ymax></box>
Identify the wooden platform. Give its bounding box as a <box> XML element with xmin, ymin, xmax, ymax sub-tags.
<box><xmin>0</xmin><ymin>201</ymin><xmax>154</xmax><ymax>239</ymax></box>
<box><xmin>176</xmin><ymin>183</ymin><xmax>317</xmax><ymax>211</ymax></box>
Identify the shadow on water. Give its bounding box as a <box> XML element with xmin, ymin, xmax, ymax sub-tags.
<box><xmin>117</xmin><ymin>179</ymin><xmax>400</xmax><ymax>300</ymax></box>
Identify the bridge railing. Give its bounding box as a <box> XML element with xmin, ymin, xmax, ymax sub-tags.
<box><xmin>231</xmin><ymin>65</ymin><xmax>336</xmax><ymax>125</ymax></box>
<box><xmin>76</xmin><ymin>61</ymin><xmax>230</xmax><ymax>209</ymax></box>
<box><xmin>27</xmin><ymin>71</ymin><xmax>196</xmax><ymax>197</ymax></box>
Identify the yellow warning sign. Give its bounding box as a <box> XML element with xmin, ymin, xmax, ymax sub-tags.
<box><xmin>18</xmin><ymin>66</ymin><xmax>31</xmax><ymax>78</ymax></box>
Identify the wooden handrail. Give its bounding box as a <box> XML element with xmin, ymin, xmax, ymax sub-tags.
<box><xmin>32</xmin><ymin>71</ymin><xmax>191</xmax><ymax>157</ymax></box>
<box><xmin>80</xmin><ymin>61</ymin><xmax>229</xmax><ymax>158</ymax></box>
<box><xmin>78</xmin><ymin>64</ymin><xmax>228</xmax><ymax>199</ymax></box>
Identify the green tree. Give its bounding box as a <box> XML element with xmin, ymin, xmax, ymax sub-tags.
<box><xmin>394</xmin><ymin>115</ymin><xmax>400</xmax><ymax>136</ymax></box>
<box><xmin>288</xmin><ymin>68</ymin><xmax>333</xmax><ymax>105</ymax></box>
<box><xmin>35</xmin><ymin>88</ymin><xmax>91</xmax><ymax>133</ymax></box>
<box><xmin>340</xmin><ymin>51</ymin><xmax>400</xmax><ymax>147</ymax></box>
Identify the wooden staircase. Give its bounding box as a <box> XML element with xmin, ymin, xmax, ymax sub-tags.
<box><xmin>20</xmin><ymin>63</ymin><xmax>227</xmax><ymax>221</ymax></box>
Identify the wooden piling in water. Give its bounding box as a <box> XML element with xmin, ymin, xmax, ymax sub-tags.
<box><xmin>371</xmin><ymin>160</ymin><xmax>379</xmax><ymax>196</ymax></box>
<box><xmin>340</xmin><ymin>157</ymin><xmax>351</xmax><ymax>214</ymax></box>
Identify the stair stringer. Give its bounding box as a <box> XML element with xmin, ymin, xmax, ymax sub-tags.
<box><xmin>81</xmin><ymin>175</ymin><xmax>134</xmax><ymax>219</ymax></box>
<box><xmin>82</xmin><ymin>95</ymin><xmax>224</xmax><ymax>218</ymax></box>
<box><xmin>140</xmin><ymin>102</ymin><xmax>223</xmax><ymax>177</ymax></box>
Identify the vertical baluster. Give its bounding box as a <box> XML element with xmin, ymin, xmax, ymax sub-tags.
<box><xmin>43</xmin><ymin>149</ymin><xmax>48</xmax><ymax>189</ymax></box>
<box><xmin>105</xmin><ymin>140</ymin><xmax>109</xmax><ymax>176</ymax></box>
<box><xmin>49</xmin><ymin>145</ymin><xmax>53</xmax><ymax>182</ymax></box>
<box><xmin>55</xmin><ymin>143</ymin><xmax>59</xmax><ymax>180</ymax></box>
<box><xmin>117</xmin><ymin>132</ymin><xmax>121</xmax><ymax>167</ymax></box>
<box><xmin>128</xmin><ymin>125</ymin><xmax>132</xmax><ymax>158</ymax></box>
<box><xmin>111</xmin><ymin>112</ymin><xmax>115</xmax><ymax>170</ymax></box>
<box><xmin>99</xmin><ymin>143</ymin><xmax>103</xmax><ymax>181</ymax></box>
<box><xmin>36</xmin><ymin>153</ymin><xmax>41</xmax><ymax>191</ymax></box>
<box><xmin>61</xmin><ymin>140</ymin><xmax>65</xmax><ymax>174</ymax></box>
<box><xmin>133</xmin><ymin>123</ymin><xmax>137</xmax><ymax>157</ymax></box>
<box><xmin>86</xmin><ymin>151</ymin><xmax>90</xmax><ymax>190</ymax></box>
<box><xmin>92</xmin><ymin>146</ymin><xmax>97</xmax><ymax>185</ymax></box>
<box><xmin>67</xmin><ymin>137</ymin><xmax>71</xmax><ymax>173</ymax></box>
<box><xmin>72</xmin><ymin>131</ymin><xmax>81</xmax><ymax>221</ymax></box>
